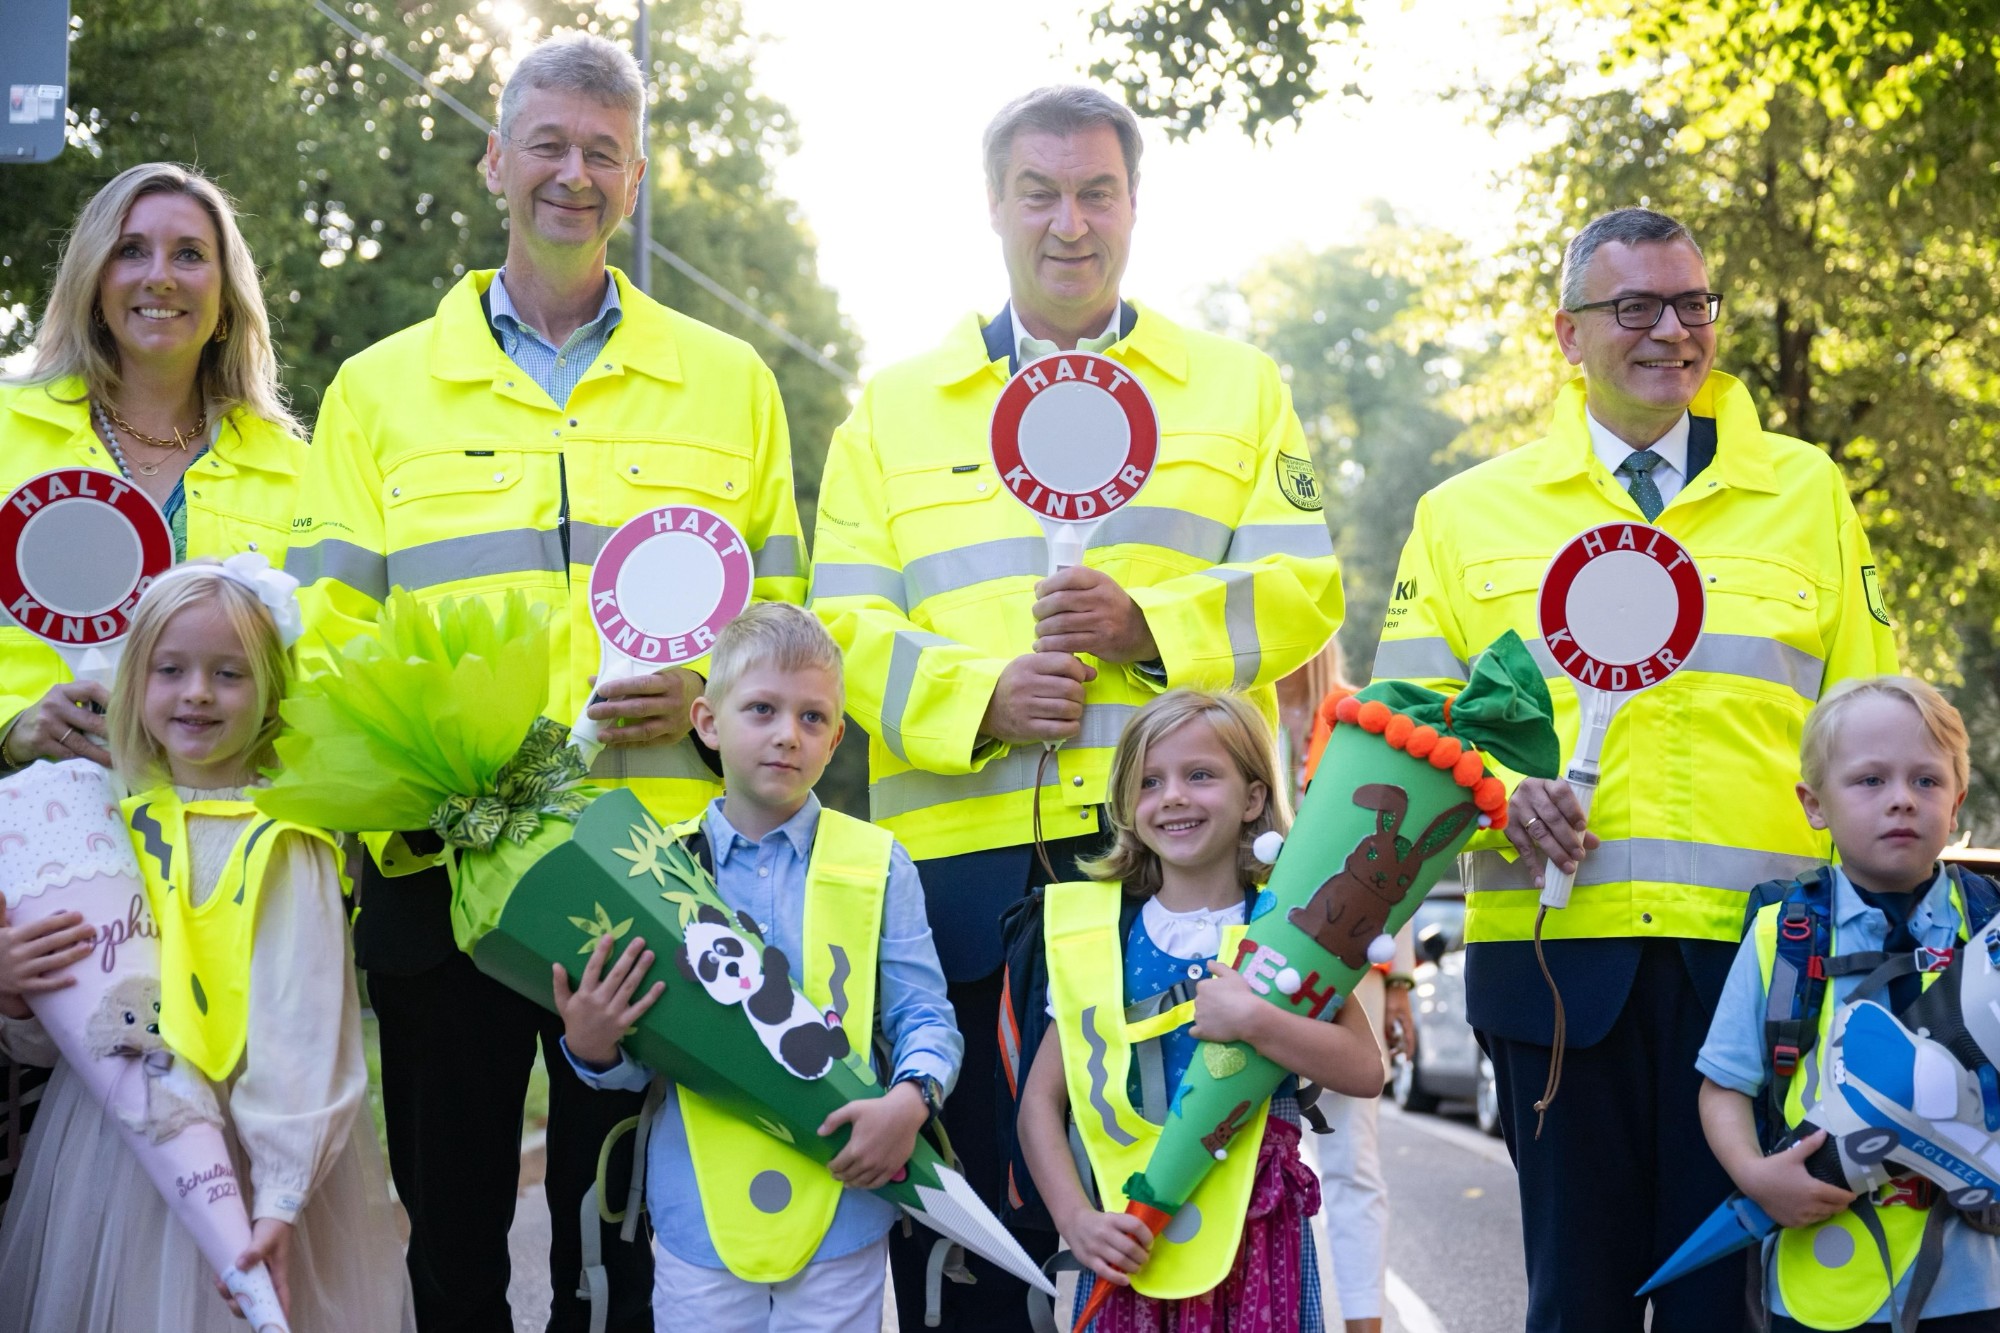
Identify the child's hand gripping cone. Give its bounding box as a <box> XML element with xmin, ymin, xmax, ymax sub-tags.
<box><xmin>0</xmin><ymin>761</ymin><xmax>289</xmax><ymax>1330</ymax></box>
<box><xmin>1071</xmin><ymin>632</ymin><xmax>1558</xmax><ymax>1331</ymax></box>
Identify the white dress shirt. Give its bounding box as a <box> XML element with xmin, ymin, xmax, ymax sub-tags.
<box><xmin>1586</xmin><ymin>406</ymin><xmax>1692</xmax><ymax>508</ymax></box>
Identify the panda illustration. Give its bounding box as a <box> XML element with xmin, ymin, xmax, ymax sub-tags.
<box><xmin>677</xmin><ymin>904</ymin><xmax>851</xmax><ymax>1080</ymax></box>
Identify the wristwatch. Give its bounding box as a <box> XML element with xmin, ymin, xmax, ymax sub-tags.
<box><xmin>894</xmin><ymin>1072</ymin><xmax>945</xmax><ymax>1118</ymax></box>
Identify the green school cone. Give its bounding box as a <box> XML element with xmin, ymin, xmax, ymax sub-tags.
<box><xmin>1072</xmin><ymin>632</ymin><xmax>1556</xmax><ymax>1331</ymax></box>
<box><xmin>259</xmin><ymin>593</ymin><xmax>1054</xmax><ymax>1295</ymax></box>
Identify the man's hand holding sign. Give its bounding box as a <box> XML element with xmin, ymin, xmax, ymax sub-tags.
<box><xmin>986</xmin><ymin>349</ymin><xmax>1158</xmax><ymax>749</ymax></box>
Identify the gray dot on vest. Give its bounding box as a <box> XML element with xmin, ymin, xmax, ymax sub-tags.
<box><xmin>247</xmin><ymin>541</ymin><xmax>258</xmax><ymax>551</ymax></box>
<box><xmin>1072</xmin><ymin>776</ymin><xmax>1084</xmax><ymax>787</ymax></box>
<box><xmin>629</xmin><ymin>466</ymin><xmax>640</xmax><ymax>475</ymax></box>
<box><xmin>1162</xmin><ymin>1202</ymin><xmax>1202</xmax><ymax>1244</ymax></box>
<box><xmin>568</xmin><ymin>418</ymin><xmax>578</xmax><ymax>427</ymax></box>
<box><xmin>506</xmin><ymin>381</ymin><xmax>515</xmax><ymax>388</ymax></box>
<box><xmin>1812</xmin><ymin>1223</ymin><xmax>1854</xmax><ymax>1268</ymax></box>
<box><xmin>1642</xmin><ymin>913</ymin><xmax>1652</xmax><ymax>923</ymax></box>
<box><xmin>749</xmin><ymin>1170</ymin><xmax>791</xmax><ymax>1214</ymax></box>
<box><xmin>392</xmin><ymin>487</ymin><xmax>401</xmax><ymax>497</ymax></box>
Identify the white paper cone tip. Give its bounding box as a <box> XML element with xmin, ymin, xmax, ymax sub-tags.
<box><xmin>224</xmin><ymin>1264</ymin><xmax>290</xmax><ymax>1332</ymax></box>
<box><xmin>902</xmin><ymin>1166</ymin><xmax>1057</xmax><ymax>1296</ymax></box>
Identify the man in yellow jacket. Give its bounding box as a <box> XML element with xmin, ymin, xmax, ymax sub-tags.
<box><xmin>287</xmin><ymin>34</ymin><xmax>802</xmax><ymax>1333</ymax></box>
<box><xmin>810</xmin><ymin>85</ymin><xmax>1342</xmax><ymax>1330</ymax></box>
<box><xmin>1374</xmin><ymin>208</ymin><xmax>1898</xmax><ymax>1333</ymax></box>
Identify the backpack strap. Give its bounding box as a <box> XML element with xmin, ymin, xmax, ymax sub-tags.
<box><xmin>1761</xmin><ymin>868</ymin><xmax>1834</xmax><ymax>1131</ymax></box>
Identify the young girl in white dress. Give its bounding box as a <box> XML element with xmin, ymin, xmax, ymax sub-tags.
<box><xmin>0</xmin><ymin>556</ymin><xmax>414</xmax><ymax>1332</ymax></box>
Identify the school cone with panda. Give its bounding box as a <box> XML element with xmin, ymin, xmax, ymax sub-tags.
<box><xmin>254</xmin><ymin>590</ymin><xmax>1055</xmax><ymax>1296</ymax></box>
<box><xmin>1068</xmin><ymin>632</ymin><xmax>1559</xmax><ymax>1332</ymax></box>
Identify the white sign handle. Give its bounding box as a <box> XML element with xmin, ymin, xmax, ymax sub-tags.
<box><xmin>1539</xmin><ymin>687</ymin><xmax>1617</xmax><ymax>910</ymax></box>
<box><xmin>1045</xmin><ymin>521</ymin><xmax>1086</xmax><ymax>575</ymax></box>
<box><xmin>60</xmin><ymin>643</ymin><xmax>121</xmax><ymax>694</ymax></box>
<box><xmin>569</xmin><ymin>655</ymin><xmax>647</xmax><ymax>761</ymax></box>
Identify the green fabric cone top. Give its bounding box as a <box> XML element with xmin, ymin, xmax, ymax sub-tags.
<box><xmin>1357</xmin><ymin>629</ymin><xmax>1559</xmax><ymax>779</ymax></box>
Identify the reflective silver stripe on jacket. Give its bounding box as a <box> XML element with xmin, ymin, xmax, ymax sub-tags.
<box><xmin>868</xmin><ymin>703</ymin><xmax>1138</xmax><ymax>822</ymax></box>
<box><xmin>1461</xmin><ymin>839</ymin><xmax>1821</xmax><ymax>894</ymax></box>
<box><xmin>879</xmin><ymin>630</ymin><xmax>955</xmax><ymax>763</ymax></box>
<box><xmin>285</xmin><ymin>539</ymin><xmax>390</xmax><ymax>602</ymax></box>
<box><xmin>1094</xmin><ymin>507</ymin><xmax>1231</xmax><ymax>564</ymax></box>
<box><xmin>1375</xmin><ymin>633</ymin><xmax>1824</xmax><ymax>700</ymax></box>
<box><xmin>387</xmin><ymin>527</ymin><xmax>566</xmax><ymax>592</ymax></box>
<box><xmin>568</xmin><ymin>524</ymin><xmax>802</xmax><ymax>581</ymax></box>
<box><xmin>588</xmin><ymin>737</ymin><xmax>718</xmax><ymax>783</ymax></box>
<box><xmin>903</xmin><ymin>537</ymin><xmax>1046</xmax><ymax>605</ymax></box>
<box><xmin>1224</xmin><ymin>522</ymin><xmax>1335</xmax><ymax>564</ymax></box>
<box><xmin>1201</xmin><ymin>567</ymin><xmax>1261</xmax><ymax>688</ymax></box>
<box><xmin>811</xmin><ymin>562</ymin><xmax>909</xmax><ymax>611</ymax></box>
<box><xmin>1370</xmin><ymin>636</ymin><xmax>1468</xmax><ymax>684</ymax></box>
<box><xmin>1527</xmin><ymin>633</ymin><xmax>1824</xmax><ymax>701</ymax></box>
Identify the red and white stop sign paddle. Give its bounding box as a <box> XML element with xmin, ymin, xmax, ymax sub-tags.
<box><xmin>989</xmin><ymin>350</ymin><xmax>1158</xmax><ymax>573</ymax></box>
<box><xmin>1536</xmin><ymin>522</ymin><xmax>1705</xmax><ymax>909</ymax></box>
<box><xmin>570</xmin><ymin>505</ymin><xmax>755</xmax><ymax>754</ymax></box>
<box><xmin>0</xmin><ymin>468</ymin><xmax>173</xmax><ymax>688</ymax></box>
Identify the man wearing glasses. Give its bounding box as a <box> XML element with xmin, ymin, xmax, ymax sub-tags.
<box><xmin>289</xmin><ymin>32</ymin><xmax>803</xmax><ymax>1332</ymax></box>
<box><xmin>1373</xmin><ymin>208</ymin><xmax>1895</xmax><ymax>1331</ymax></box>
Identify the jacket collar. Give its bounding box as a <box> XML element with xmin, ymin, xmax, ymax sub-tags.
<box><xmin>8</xmin><ymin>376</ymin><xmax>294</xmax><ymax>475</ymax></box>
<box><xmin>1533</xmin><ymin>371</ymin><xmax>1781</xmax><ymax>495</ymax></box>
<box><xmin>432</xmin><ymin>267</ymin><xmax>683</xmax><ymax>387</ymax></box>
<box><xmin>934</xmin><ymin>298</ymin><xmax>1182</xmax><ymax>387</ymax></box>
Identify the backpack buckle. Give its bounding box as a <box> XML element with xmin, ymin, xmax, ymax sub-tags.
<box><xmin>1773</xmin><ymin>1043</ymin><xmax>1801</xmax><ymax>1077</ymax></box>
<box><xmin>1919</xmin><ymin>945</ymin><xmax>1955</xmax><ymax>973</ymax></box>
<box><xmin>1780</xmin><ymin>903</ymin><xmax>1813</xmax><ymax>942</ymax></box>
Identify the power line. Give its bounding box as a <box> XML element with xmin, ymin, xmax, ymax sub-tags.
<box><xmin>308</xmin><ymin>0</ymin><xmax>856</xmax><ymax>385</ymax></box>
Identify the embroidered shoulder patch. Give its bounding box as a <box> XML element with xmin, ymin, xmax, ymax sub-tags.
<box><xmin>1276</xmin><ymin>452</ymin><xmax>1323</xmax><ymax>512</ymax></box>
<box><xmin>1862</xmin><ymin>565</ymin><xmax>1890</xmax><ymax>626</ymax></box>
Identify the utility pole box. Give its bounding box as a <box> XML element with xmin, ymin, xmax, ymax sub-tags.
<box><xmin>2</xmin><ymin>0</ymin><xmax>70</xmax><ymax>163</ymax></box>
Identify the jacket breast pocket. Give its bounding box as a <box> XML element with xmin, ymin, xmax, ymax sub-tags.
<box><xmin>880</xmin><ymin>462</ymin><xmax>1019</xmax><ymax>596</ymax></box>
<box><xmin>385</xmin><ymin>449</ymin><xmax>528</xmax><ymax>513</ymax></box>
<box><xmin>1458</xmin><ymin>556</ymin><xmax>1547</xmax><ymax>649</ymax></box>
<box><xmin>606</xmin><ymin>438</ymin><xmax>751</xmax><ymax>507</ymax></box>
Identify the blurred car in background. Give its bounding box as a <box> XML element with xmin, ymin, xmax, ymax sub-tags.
<box><xmin>1390</xmin><ymin>879</ymin><xmax>1501</xmax><ymax>1137</ymax></box>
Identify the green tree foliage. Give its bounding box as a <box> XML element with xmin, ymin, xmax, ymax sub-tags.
<box><xmin>1214</xmin><ymin>216</ymin><xmax>1472</xmax><ymax>676</ymax></box>
<box><xmin>0</xmin><ymin>0</ymin><xmax>858</xmax><ymax>514</ymax></box>
<box><xmin>1085</xmin><ymin>0</ymin><xmax>1361</xmax><ymax>139</ymax></box>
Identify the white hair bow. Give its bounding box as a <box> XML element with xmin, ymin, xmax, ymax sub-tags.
<box><xmin>146</xmin><ymin>551</ymin><xmax>304</xmax><ymax>649</ymax></box>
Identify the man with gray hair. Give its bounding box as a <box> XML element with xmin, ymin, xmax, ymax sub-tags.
<box><xmin>811</xmin><ymin>84</ymin><xmax>1342</xmax><ymax>1330</ymax></box>
<box><xmin>290</xmin><ymin>30</ymin><xmax>805</xmax><ymax>1331</ymax></box>
<box><xmin>1373</xmin><ymin>207</ymin><xmax>1896</xmax><ymax>1329</ymax></box>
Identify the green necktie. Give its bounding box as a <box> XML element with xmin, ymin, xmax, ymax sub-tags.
<box><xmin>1617</xmin><ymin>449</ymin><xmax>1666</xmax><ymax>521</ymax></box>
<box><xmin>1019</xmin><ymin>327</ymin><xmax>1120</xmax><ymax>364</ymax></box>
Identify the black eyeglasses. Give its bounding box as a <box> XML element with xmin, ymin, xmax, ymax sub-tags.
<box><xmin>1567</xmin><ymin>291</ymin><xmax>1723</xmax><ymax>330</ymax></box>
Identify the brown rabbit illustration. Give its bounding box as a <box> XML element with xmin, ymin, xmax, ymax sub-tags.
<box><xmin>1289</xmin><ymin>783</ymin><xmax>1478</xmax><ymax>969</ymax></box>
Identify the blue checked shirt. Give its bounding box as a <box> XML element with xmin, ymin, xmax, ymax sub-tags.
<box><xmin>564</xmin><ymin>794</ymin><xmax>961</xmax><ymax>1269</ymax></box>
<box><xmin>487</xmin><ymin>268</ymin><xmax>622</xmax><ymax>408</ymax></box>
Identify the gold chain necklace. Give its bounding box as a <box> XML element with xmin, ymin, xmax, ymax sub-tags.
<box><xmin>101</xmin><ymin>399</ymin><xmax>206</xmax><ymax>452</ymax></box>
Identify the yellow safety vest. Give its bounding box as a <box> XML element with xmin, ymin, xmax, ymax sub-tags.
<box><xmin>1375</xmin><ymin>372</ymin><xmax>1899</xmax><ymax>945</ymax></box>
<box><xmin>123</xmin><ymin>787</ymin><xmax>341</xmax><ymax>1082</ymax></box>
<box><xmin>676</xmin><ymin>808</ymin><xmax>894</xmax><ymax>1282</ymax></box>
<box><xmin>1751</xmin><ymin>882</ymin><xmax>1969</xmax><ymax>1330</ymax></box>
<box><xmin>288</xmin><ymin>268</ymin><xmax>808</xmax><ymax>828</ymax></box>
<box><xmin>809</xmin><ymin>304</ymin><xmax>1342</xmax><ymax>862</ymax></box>
<box><xmin>0</xmin><ymin>379</ymin><xmax>304</xmax><ymax>745</ymax></box>
<box><xmin>1044</xmin><ymin>880</ymin><xmax>1266</xmax><ymax>1300</ymax></box>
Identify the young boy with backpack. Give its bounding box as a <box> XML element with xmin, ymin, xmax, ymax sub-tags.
<box><xmin>1696</xmin><ymin>677</ymin><xmax>2000</xmax><ymax>1332</ymax></box>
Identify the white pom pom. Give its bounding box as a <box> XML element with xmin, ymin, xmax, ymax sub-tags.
<box><xmin>1275</xmin><ymin>967</ymin><xmax>1302</xmax><ymax>996</ymax></box>
<box><xmin>1366</xmin><ymin>933</ymin><xmax>1397</xmax><ymax>966</ymax></box>
<box><xmin>1477</xmin><ymin>813</ymin><xmax>1493</xmax><ymax>828</ymax></box>
<box><xmin>1212</xmin><ymin>1148</ymin><xmax>1228</xmax><ymax>1161</ymax></box>
<box><xmin>1252</xmin><ymin>830</ymin><xmax>1285</xmax><ymax>864</ymax></box>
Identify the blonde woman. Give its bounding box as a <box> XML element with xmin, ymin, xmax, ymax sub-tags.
<box><xmin>0</xmin><ymin>162</ymin><xmax>302</xmax><ymax>774</ymax></box>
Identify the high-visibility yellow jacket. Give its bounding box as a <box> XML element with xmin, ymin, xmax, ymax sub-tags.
<box><xmin>810</xmin><ymin>303</ymin><xmax>1342</xmax><ymax>861</ymax></box>
<box><xmin>1374</xmin><ymin>373</ymin><xmax>1898</xmax><ymax>945</ymax></box>
<box><xmin>0</xmin><ymin>378</ymin><xmax>303</xmax><ymax>738</ymax></box>
<box><xmin>287</xmin><ymin>269</ymin><xmax>805</xmax><ymax>822</ymax></box>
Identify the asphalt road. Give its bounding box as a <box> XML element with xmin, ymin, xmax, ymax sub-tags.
<box><xmin>505</xmin><ymin>1099</ymin><xmax>1530</xmax><ymax>1333</ymax></box>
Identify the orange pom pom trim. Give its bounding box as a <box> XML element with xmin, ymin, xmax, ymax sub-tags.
<box><xmin>1324</xmin><ymin>695</ymin><xmax>1498</xmax><ymax>812</ymax></box>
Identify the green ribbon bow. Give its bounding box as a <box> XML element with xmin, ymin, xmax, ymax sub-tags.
<box><xmin>1359</xmin><ymin>630</ymin><xmax>1560</xmax><ymax>779</ymax></box>
<box><xmin>429</xmin><ymin>716</ymin><xmax>594</xmax><ymax>852</ymax></box>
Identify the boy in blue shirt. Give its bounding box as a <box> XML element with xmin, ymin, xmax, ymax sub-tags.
<box><xmin>1697</xmin><ymin>676</ymin><xmax>2000</xmax><ymax>1332</ymax></box>
<box><xmin>556</xmin><ymin>603</ymin><xmax>961</xmax><ymax>1330</ymax></box>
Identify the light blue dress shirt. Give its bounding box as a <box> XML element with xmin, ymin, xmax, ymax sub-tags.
<box><xmin>487</xmin><ymin>268</ymin><xmax>622</xmax><ymax>409</ymax></box>
<box><xmin>1698</xmin><ymin>864</ymin><xmax>2000</xmax><ymax>1320</ymax></box>
<box><xmin>565</xmin><ymin>794</ymin><xmax>962</xmax><ymax>1269</ymax></box>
